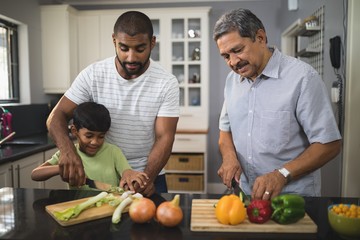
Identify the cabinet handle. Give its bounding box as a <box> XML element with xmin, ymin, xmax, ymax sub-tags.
<box><xmin>179</xmin><ymin>177</ymin><xmax>189</xmax><ymax>182</ymax></box>
<box><xmin>179</xmin><ymin>158</ymin><xmax>189</xmax><ymax>163</ymax></box>
<box><xmin>9</xmin><ymin>165</ymin><xmax>14</xmax><ymax>187</ymax></box>
<box><xmin>176</xmin><ymin>138</ymin><xmax>192</xmax><ymax>141</ymax></box>
<box><xmin>16</xmin><ymin>164</ymin><xmax>20</xmax><ymax>188</ymax></box>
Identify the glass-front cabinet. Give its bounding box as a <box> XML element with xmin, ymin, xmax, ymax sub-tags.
<box><xmin>147</xmin><ymin>8</ymin><xmax>210</xmax><ymax>131</ymax></box>
<box><xmin>145</xmin><ymin>8</ymin><xmax>210</xmax><ymax>193</ymax></box>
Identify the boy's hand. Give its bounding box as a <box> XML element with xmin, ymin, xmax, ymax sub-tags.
<box><xmin>120</xmin><ymin>169</ymin><xmax>149</xmax><ymax>192</ymax></box>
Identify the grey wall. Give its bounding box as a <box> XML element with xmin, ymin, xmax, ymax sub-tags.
<box><xmin>0</xmin><ymin>0</ymin><xmax>58</xmax><ymax>104</ymax></box>
<box><xmin>1</xmin><ymin>0</ymin><xmax>346</xmax><ymax>196</ymax></box>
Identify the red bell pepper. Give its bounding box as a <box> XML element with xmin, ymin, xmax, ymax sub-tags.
<box><xmin>246</xmin><ymin>199</ymin><xmax>272</xmax><ymax>224</ymax></box>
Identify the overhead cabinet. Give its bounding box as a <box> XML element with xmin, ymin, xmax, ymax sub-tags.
<box><xmin>41</xmin><ymin>5</ymin><xmax>78</xmax><ymax>93</ymax></box>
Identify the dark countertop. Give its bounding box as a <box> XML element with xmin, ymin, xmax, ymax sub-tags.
<box><xmin>0</xmin><ymin>133</ymin><xmax>56</xmax><ymax>164</ymax></box>
<box><xmin>0</xmin><ymin>188</ymin><xmax>359</xmax><ymax>240</ymax></box>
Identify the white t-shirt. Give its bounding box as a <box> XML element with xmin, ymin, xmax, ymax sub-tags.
<box><xmin>65</xmin><ymin>57</ymin><xmax>179</xmax><ymax>173</ymax></box>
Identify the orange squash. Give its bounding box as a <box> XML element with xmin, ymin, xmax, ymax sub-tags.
<box><xmin>215</xmin><ymin>194</ymin><xmax>246</xmax><ymax>225</ymax></box>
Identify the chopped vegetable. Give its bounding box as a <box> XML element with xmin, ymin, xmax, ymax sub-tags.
<box><xmin>247</xmin><ymin>199</ymin><xmax>272</xmax><ymax>224</ymax></box>
<box><xmin>53</xmin><ymin>191</ymin><xmax>108</xmax><ymax>221</ymax></box>
<box><xmin>271</xmin><ymin>194</ymin><xmax>305</xmax><ymax>224</ymax></box>
<box><xmin>111</xmin><ymin>192</ymin><xmax>143</xmax><ymax>224</ymax></box>
<box><xmin>107</xmin><ymin>186</ymin><xmax>125</xmax><ymax>195</ymax></box>
<box><xmin>215</xmin><ymin>194</ymin><xmax>246</xmax><ymax>225</ymax></box>
<box><xmin>112</xmin><ymin>196</ymin><xmax>133</xmax><ymax>224</ymax></box>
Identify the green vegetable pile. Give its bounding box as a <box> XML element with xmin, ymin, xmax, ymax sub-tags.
<box><xmin>271</xmin><ymin>194</ymin><xmax>306</xmax><ymax>224</ymax></box>
<box><xmin>53</xmin><ymin>191</ymin><xmax>143</xmax><ymax>224</ymax></box>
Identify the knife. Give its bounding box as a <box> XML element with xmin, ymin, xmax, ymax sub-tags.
<box><xmin>231</xmin><ymin>178</ymin><xmax>251</xmax><ymax>205</ymax></box>
<box><xmin>85</xmin><ymin>178</ymin><xmax>124</xmax><ymax>194</ymax></box>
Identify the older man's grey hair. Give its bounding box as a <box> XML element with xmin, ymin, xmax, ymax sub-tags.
<box><xmin>213</xmin><ymin>8</ymin><xmax>267</xmax><ymax>43</ymax></box>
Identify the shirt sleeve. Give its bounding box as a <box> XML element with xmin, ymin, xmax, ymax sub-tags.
<box><xmin>64</xmin><ymin>66</ymin><xmax>93</xmax><ymax>105</ymax></box>
<box><xmin>112</xmin><ymin>145</ymin><xmax>132</xmax><ymax>176</ymax></box>
<box><xmin>296</xmin><ymin>71</ymin><xmax>341</xmax><ymax>143</ymax></box>
<box><xmin>219</xmin><ymin>101</ymin><xmax>231</xmax><ymax>132</ymax></box>
<box><xmin>46</xmin><ymin>150</ymin><xmax>60</xmax><ymax>165</ymax></box>
<box><xmin>157</xmin><ymin>76</ymin><xmax>180</xmax><ymax>117</ymax></box>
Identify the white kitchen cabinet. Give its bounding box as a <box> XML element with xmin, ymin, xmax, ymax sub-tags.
<box><xmin>0</xmin><ymin>153</ymin><xmax>44</xmax><ymax>189</ymax></box>
<box><xmin>16</xmin><ymin>153</ymin><xmax>44</xmax><ymax>189</ymax></box>
<box><xmin>77</xmin><ymin>13</ymin><xmax>101</xmax><ymax>72</ymax></box>
<box><xmin>0</xmin><ymin>162</ymin><xmax>13</xmax><ymax>188</ymax></box>
<box><xmin>165</xmin><ymin>9</ymin><xmax>210</xmax><ymax>131</ymax></box>
<box><xmin>43</xmin><ymin>148</ymin><xmax>68</xmax><ymax>190</ymax></box>
<box><xmin>41</xmin><ymin>5</ymin><xmax>78</xmax><ymax>93</ymax></box>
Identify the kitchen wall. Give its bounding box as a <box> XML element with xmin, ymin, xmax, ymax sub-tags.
<box><xmin>0</xmin><ymin>0</ymin><xmax>59</xmax><ymax>104</ymax></box>
<box><xmin>1</xmin><ymin>0</ymin><xmax>347</xmax><ymax>196</ymax></box>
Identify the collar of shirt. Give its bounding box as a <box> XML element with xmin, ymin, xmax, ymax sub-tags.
<box><xmin>241</xmin><ymin>46</ymin><xmax>280</xmax><ymax>83</ymax></box>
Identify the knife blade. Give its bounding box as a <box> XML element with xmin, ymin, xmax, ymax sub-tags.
<box><xmin>85</xmin><ymin>178</ymin><xmax>124</xmax><ymax>194</ymax></box>
<box><xmin>231</xmin><ymin>178</ymin><xmax>251</xmax><ymax>204</ymax></box>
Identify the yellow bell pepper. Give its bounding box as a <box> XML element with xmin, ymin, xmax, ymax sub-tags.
<box><xmin>215</xmin><ymin>194</ymin><xmax>246</xmax><ymax>225</ymax></box>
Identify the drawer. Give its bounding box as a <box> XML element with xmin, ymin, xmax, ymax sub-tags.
<box><xmin>172</xmin><ymin>134</ymin><xmax>206</xmax><ymax>152</ymax></box>
<box><xmin>165</xmin><ymin>154</ymin><xmax>204</xmax><ymax>171</ymax></box>
<box><xmin>166</xmin><ymin>173</ymin><xmax>204</xmax><ymax>191</ymax></box>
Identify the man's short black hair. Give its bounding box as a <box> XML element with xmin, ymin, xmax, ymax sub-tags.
<box><xmin>113</xmin><ymin>11</ymin><xmax>153</xmax><ymax>40</ymax></box>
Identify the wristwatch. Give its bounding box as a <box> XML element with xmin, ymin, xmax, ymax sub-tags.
<box><xmin>277</xmin><ymin>167</ymin><xmax>292</xmax><ymax>183</ymax></box>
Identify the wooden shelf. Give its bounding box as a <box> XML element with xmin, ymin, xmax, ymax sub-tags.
<box><xmin>294</xmin><ymin>25</ymin><xmax>320</xmax><ymax>37</ymax></box>
<box><xmin>296</xmin><ymin>47</ymin><xmax>320</xmax><ymax>58</ymax></box>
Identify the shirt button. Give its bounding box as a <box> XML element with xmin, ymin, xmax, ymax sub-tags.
<box><xmin>248</xmin><ymin>156</ymin><xmax>252</xmax><ymax>159</ymax></box>
<box><xmin>248</xmin><ymin>133</ymin><xmax>251</xmax><ymax>136</ymax></box>
<box><xmin>249</xmin><ymin>110</ymin><xmax>253</xmax><ymax>113</ymax></box>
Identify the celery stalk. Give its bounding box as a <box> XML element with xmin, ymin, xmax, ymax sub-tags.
<box><xmin>111</xmin><ymin>196</ymin><xmax>133</xmax><ymax>224</ymax></box>
<box><xmin>53</xmin><ymin>191</ymin><xmax>108</xmax><ymax>221</ymax></box>
<box><xmin>111</xmin><ymin>192</ymin><xmax>143</xmax><ymax>224</ymax></box>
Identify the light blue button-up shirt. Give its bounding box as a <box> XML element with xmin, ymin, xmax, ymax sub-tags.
<box><xmin>219</xmin><ymin>47</ymin><xmax>341</xmax><ymax>196</ymax></box>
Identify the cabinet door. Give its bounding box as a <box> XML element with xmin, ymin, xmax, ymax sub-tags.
<box><xmin>43</xmin><ymin>148</ymin><xmax>68</xmax><ymax>189</ymax></box>
<box><xmin>99</xmin><ymin>14</ymin><xmax>121</xmax><ymax>59</ymax></box>
<box><xmin>41</xmin><ymin>5</ymin><xmax>78</xmax><ymax>93</ymax></box>
<box><xmin>0</xmin><ymin>162</ymin><xmax>13</xmax><ymax>188</ymax></box>
<box><xmin>14</xmin><ymin>153</ymin><xmax>44</xmax><ymax>189</ymax></box>
<box><xmin>77</xmin><ymin>14</ymin><xmax>101</xmax><ymax>71</ymax></box>
<box><xmin>166</xmin><ymin>9</ymin><xmax>210</xmax><ymax>131</ymax></box>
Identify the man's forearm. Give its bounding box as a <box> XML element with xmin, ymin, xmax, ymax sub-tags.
<box><xmin>144</xmin><ymin>136</ymin><xmax>174</xmax><ymax>182</ymax></box>
<box><xmin>47</xmin><ymin>109</ymin><xmax>75</xmax><ymax>153</ymax></box>
<box><xmin>219</xmin><ymin>130</ymin><xmax>238</xmax><ymax>163</ymax></box>
<box><xmin>284</xmin><ymin>140</ymin><xmax>342</xmax><ymax>180</ymax></box>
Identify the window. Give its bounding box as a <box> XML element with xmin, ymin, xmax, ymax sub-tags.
<box><xmin>0</xmin><ymin>18</ymin><xmax>19</xmax><ymax>103</ymax></box>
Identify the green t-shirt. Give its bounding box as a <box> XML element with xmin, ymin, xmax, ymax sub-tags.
<box><xmin>47</xmin><ymin>142</ymin><xmax>131</xmax><ymax>187</ymax></box>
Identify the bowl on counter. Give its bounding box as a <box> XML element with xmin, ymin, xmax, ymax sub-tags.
<box><xmin>328</xmin><ymin>204</ymin><xmax>360</xmax><ymax>240</ymax></box>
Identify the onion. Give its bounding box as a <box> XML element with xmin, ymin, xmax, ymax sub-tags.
<box><xmin>156</xmin><ymin>194</ymin><xmax>183</xmax><ymax>227</ymax></box>
<box><xmin>129</xmin><ymin>197</ymin><xmax>156</xmax><ymax>223</ymax></box>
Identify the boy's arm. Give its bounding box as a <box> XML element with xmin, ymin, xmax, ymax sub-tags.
<box><xmin>31</xmin><ymin>162</ymin><xmax>60</xmax><ymax>181</ymax></box>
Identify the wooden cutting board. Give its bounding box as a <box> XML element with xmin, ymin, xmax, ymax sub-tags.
<box><xmin>46</xmin><ymin>196</ymin><xmax>128</xmax><ymax>227</ymax></box>
<box><xmin>190</xmin><ymin>199</ymin><xmax>317</xmax><ymax>233</ymax></box>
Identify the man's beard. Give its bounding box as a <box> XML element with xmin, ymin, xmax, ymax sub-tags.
<box><xmin>116</xmin><ymin>53</ymin><xmax>151</xmax><ymax>78</ymax></box>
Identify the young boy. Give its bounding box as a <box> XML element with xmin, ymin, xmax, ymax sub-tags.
<box><xmin>32</xmin><ymin>102</ymin><xmax>148</xmax><ymax>190</ymax></box>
